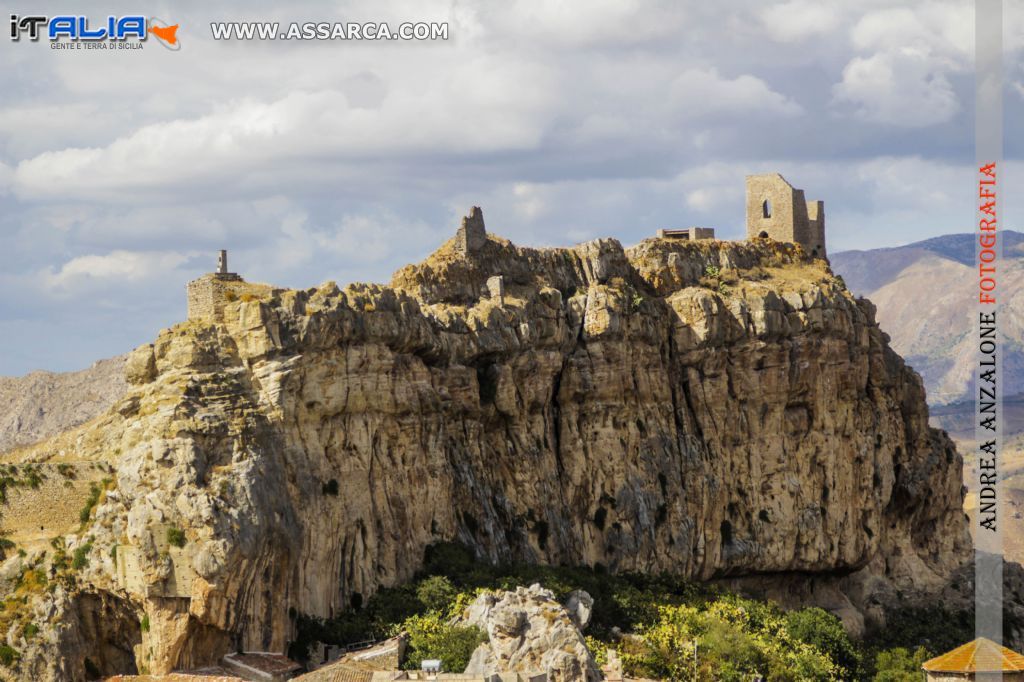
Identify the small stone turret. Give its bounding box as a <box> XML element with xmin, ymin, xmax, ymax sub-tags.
<box><xmin>186</xmin><ymin>250</ymin><xmax>243</xmax><ymax>322</ymax></box>
<box><xmin>456</xmin><ymin>206</ymin><xmax>487</xmax><ymax>256</ymax></box>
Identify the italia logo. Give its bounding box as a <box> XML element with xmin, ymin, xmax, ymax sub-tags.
<box><xmin>9</xmin><ymin>15</ymin><xmax>180</xmax><ymax>49</ymax></box>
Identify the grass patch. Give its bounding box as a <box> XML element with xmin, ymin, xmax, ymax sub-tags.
<box><xmin>0</xmin><ymin>645</ymin><xmax>18</xmax><ymax>667</ymax></box>
<box><xmin>71</xmin><ymin>542</ymin><xmax>93</xmax><ymax>570</ymax></box>
<box><xmin>0</xmin><ymin>463</ymin><xmax>49</xmax><ymax>503</ymax></box>
<box><xmin>78</xmin><ymin>478</ymin><xmax>114</xmax><ymax>527</ymax></box>
<box><xmin>166</xmin><ymin>527</ymin><xmax>187</xmax><ymax>548</ymax></box>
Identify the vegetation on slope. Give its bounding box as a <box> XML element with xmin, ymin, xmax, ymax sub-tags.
<box><xmin>288</xmin><ymin>543</ymin><xmax>978</xmax><ymax>681</ymax></box>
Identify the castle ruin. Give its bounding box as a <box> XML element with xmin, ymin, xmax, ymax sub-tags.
<box><xmin>186</xmin><ymin>250</ymin><xmax>244</xmax><ymax>322</ymax></box>
<box><xmin>745</xmin><ymin>173</ymin><xmax>825</xmax><ymax>258</ymax></box>
<box><xmin>456</xmin><ymin>206</ymin><xmax>487</xmax><ymax>256</ymax></box>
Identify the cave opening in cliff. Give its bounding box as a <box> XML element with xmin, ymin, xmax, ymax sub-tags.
<box><xmin>72</xmin><ymin>591</ymin><xmax>142</xmax><ymax>679</ymax></box>
<box><xmin>474</xmin><ymin>360</ymin><xmax>499</xmax><ymax>405</ymax></box>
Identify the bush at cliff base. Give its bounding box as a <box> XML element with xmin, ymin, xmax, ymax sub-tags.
<box><xmin>400</xmin><ymin>611</ymin><xmax>486</xmax><ymax>673</ymax></box>
<box><xmin>870</xmin><ymin>647</ymin><xmax>931</xmax><ymax>682</ymax></box>
<box><xmin>619</xmin><ymin>597</ymin><xmax>841</xmax><ymax>681</ymax></box>
<box><xmin>287</xmin><ymin>544</ymin><xmax>983</xmax><ymax>681</ymax></box>
<box><xmin>399</xmin><ymin>589</ymin><xmax>485</xmax><ymax>673</ymax></box>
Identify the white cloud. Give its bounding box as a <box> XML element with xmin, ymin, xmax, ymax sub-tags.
<box><xmin>251</xmin><ymin>209</ymin><xmax>447</xmax><ymax>282</ymax></box>
<box><xmin>832</xmin><ymin>49</ymin><xmax>960</xmax><ymax>127</ymax></box>
<box><xmin>760</xmin><ymin>1</ymin><xmax>842</xmax><ymax>43</ymax></box>
<box><xmin>670</xmin><ymin>68</ymin><xmax>802</xmax><ymax>118</ymax></box>
<box><xmin>0</xmin><ymin>161</ymin><xmax>11</xmax><ymax>195</ymax></box>
<box><xmin>475</xmin><ymin>1</ymin><xmax>689</xmax><ymax>48</ymax></box>
<box><xmin>832</xmin><ymin>3</ymin><xmax>971</xmax><ymax>128</ymax></box>
<box><xmin>41</xmin><ymin>250</ymin><xmax>191</xmax><ymax>297</ymax></box>
<box><xmin>850</xmin><ymin>4</ymin><xmax>971</xmax><ymax>61</ymax></box>
<box><xmin>850</xmin><ymin>8</ymin><xmax>932</xmax><ymax>54</ymax></box>
<box><xmin>851</xmin><ymin>155</ymin><xmax>967</xmax><ymax>212</ymax></box>
<box><xmin>677</xmin><ymin>163</ymin><xmax>747</xmax><ymax>215</ymax></box>
<box><xmin>13</xmin><ymin>56</ymin><xmax>556</xmax><ymax>200</ymax></box>
<box><xmin>512</xmin><ymin>183</ymin><xmax>548</xmax><ymax>220</ymax></box>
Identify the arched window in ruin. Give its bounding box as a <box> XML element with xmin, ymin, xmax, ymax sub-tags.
<box><xmin>758</xmin><ymin>231</ymin><xmax>769</xmax><ymax>239</ymax></box>
<box><xmin>762</xmin><ymin>199</ymin><xmax>772</xmax><ymax>218</ymax></box>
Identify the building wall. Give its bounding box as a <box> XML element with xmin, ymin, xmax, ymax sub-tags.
<box><xmin>807</xmin><ymin>200</ymin><xmax>826</xmax><ymax>258</ymax></box>
<box><xmin>745</xmin><ymin>174</ymin><xmax>825</xmax><ymax>258</ymax></box>
<box><xmin>656</xmin><ymin>228</ymin><xmax>716</xmax><ymax>240</ymax></box>
<box><xmin>746</xmin><ymin>174</ymin><xmax>800</xmax><ymax>243</ymax></box>
<box><xmin>116</xmin><ymin>542</ymin><xmax>195</xmax><ymax>598</ymax></box>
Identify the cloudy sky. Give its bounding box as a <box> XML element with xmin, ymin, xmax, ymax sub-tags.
<box><xmin>1</xmin><ymin>0</ymin><xmax>1023</xmax><ymax>374</ymax></box>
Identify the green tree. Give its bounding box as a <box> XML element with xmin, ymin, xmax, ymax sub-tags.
<box><xmin>872</xmin><ymin>646</ymin><xmax>930</xmax><ymax>682</ymax></box>
<box><xmin>784</xmin><ymin>608</ymin><xmax>860</xmax><ymax>678</ymax></box>
<box><xmin>624</xmin><ymin>599</ymin><xmax>840</xmax><ymax>682</ymax></box>
<box><xmin>401</xmin><ymin>612</ymin><xmax>486</xmax><ymax>673</ymax></box>
<box><xmin>416</xmin><ymin>575</ymin><xmax>459</xmax><ymax>612</ymax></box>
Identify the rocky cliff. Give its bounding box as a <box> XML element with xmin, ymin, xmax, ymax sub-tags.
<box><xmin>0</xmin><ymin>227</ymin><xmax>970</xmax><ymax>680</ymax></box>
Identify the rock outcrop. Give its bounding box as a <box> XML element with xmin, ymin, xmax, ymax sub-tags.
<box><xmin>0</xmin><ymin>233</ymin><xmax>971</xmax><ymax>680</ymax></box>
<box><xmin>461</xmin><ymin>585</ymin><xmax>600</xmax><ymax>681</ymax></box>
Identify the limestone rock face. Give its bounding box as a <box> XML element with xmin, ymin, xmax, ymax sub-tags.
<box><xmin>4</xmin><ymin>235</ymin><xmax>971</xmax><ymax>680</ymax></box>
<box><xmin>462</xmin><ymin>585</ymin><xmax>600</xmax><ymax>682</ymax></box>
<box><xmin>563</xmin><ymin>590</ymin><xmax>593</xmax><ymax>630</ymax></box>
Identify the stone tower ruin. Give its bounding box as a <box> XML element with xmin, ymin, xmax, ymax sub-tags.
<box><xmin>745</xmin><ymin>174</ymin><xmax>825</xmax><ymax>258</ymax></box>
<box><xmin>455</xmin><ymin>206</ymin><xmax>487</xmax><ymax>256</ymax></box>
<box><xmin>186</xmin><ymin>250</ymin><xmax>243</xmax><ymax>322</ymax></box>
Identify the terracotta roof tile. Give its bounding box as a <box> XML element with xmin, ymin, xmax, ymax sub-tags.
<box><xmin>923</xmin><ymin>637</ymin><xmax>1024</xmax><ymax>672</ymax></box>
<box><xmin>292</xmin><ymin>663</ymin><xmax>373</xmax><ymax>682</ymax></box>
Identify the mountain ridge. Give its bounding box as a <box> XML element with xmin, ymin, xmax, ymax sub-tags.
<box><xmin>0</xmin><ymin>355</ymin><xmax>129</xmax><ymax>455</ymax></box>
<box><xmin>831</xmin><ymin>230</ymin><xmax>1024</xmax><ymax>406</ymax></box>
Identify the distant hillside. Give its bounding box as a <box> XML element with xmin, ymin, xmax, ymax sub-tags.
<box><xmin>831</xmin><ymin>231</ymin><xmax>1024</xmax><ymax>406</ymax></box>
<box><xmin>833</xmin><ymin>231</ymin><xmax>1024</xmax><ymax>295</ymax></box>
<box><xmin>0</xmin><ymin>355</ymin><xmax>128</xmax><ymax>453</ymax></box>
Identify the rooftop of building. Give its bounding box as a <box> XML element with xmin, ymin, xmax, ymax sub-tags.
<box><xmin>922</xmin><ymin>637</ymin><xmax>1024</xmax><ymax>672</ymax></box>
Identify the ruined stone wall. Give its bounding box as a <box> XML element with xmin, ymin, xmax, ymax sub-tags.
<box><xmin>746</xmin><ymin>174</ymin><xmax>799</xmax><ymax>243</ymax></box>
<box><xmin>186</xmin><ymin>274</ymin><xmax>244</xmax><ymax>322</ymax></box>
<box><xmin>456</xmin><ymin>207</ymin><xmax>487</xmax><ymax>255</ymax></box>
<box><xmin>807</xmin><ymin>200</ymin><xmax>826</xmax><ymax>258</ymax></box>
<box><xmin>746</xmin><ymin>174</ymin><xmax>822</xmax><ymax>257</ymax></box>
